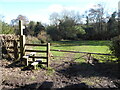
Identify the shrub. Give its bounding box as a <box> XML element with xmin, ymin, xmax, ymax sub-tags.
<box><xmin>26</xmin><ymin>35</ymin><xmax>40</xmax><ymax>44</ymax></box>
<box><xmin>37</xmin><ymin>31</ymin><xmax>51</xmax><ymax>43</ymax></box>
<box><xmin>110</xmin><ymin>35</ymin><xmax>120</xmax><ymax>61</ymax></box>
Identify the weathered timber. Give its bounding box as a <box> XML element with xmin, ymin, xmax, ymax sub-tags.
<box><xmin>29</xmin><ymin>56</ymin><xmax>48</xmax><ymax>59</ymax></box>
<box><xmin>25</xmin><ymin>50</ymin><xmax>47</xmax><ymax>53</ymax></box>
<box><xmin>19</xmin><ymin>20</ymin><xmax>23</xmax><ymax>35</ymax></box>
<box><xmin>31</xmin><ymin>62</ymin><xmax>39</xmax><ymax>69</ymax></box>
<box><xmin>23</xmin><ymin>56</ymin><xmax>29</xmax><ymax>66</ymax></box>
<box><xmin>31</xmin><ymin>60</ymin><xmax>42</xmax><ymax>69</ymax></box>
<box><xmin>25</xmin><ymin>44</ymin><xmax>47</xmax><ymax>46</ymax></box>
<box><xmin>47</xmin><ymin>43</ymin><xmax>50</xmax><ymax>67</ymax></box>
<box><xmin>20</xmin><ymin>35</ymin><xmax>25</xmax><ymax>59</ymax></box>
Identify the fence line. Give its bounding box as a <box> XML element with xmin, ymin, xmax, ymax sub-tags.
<box><xmin>50</xmin><ymin>49</ymin><xmax>112</xmax><ymax>56</ymax></box>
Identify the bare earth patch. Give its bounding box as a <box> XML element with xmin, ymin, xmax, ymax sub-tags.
<box><xmin>1</xmin><ymin>54</ymin><xmax>120</xmax><ymax>89</ymax></box>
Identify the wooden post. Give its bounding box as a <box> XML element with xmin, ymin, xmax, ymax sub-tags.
<box><xmin>19</xmin><ymin>20</ymin><xmax>25</xmax><ymax>59</ymax></box>
<box><xmin>20</xmin><ymin>35</ymin><xmax>25</xmax><ymax>59</ymax></box>
<box><xmin>14</xmin><ymin>40</ymin><xmax>19</xmax><ymax>60</ymax></box>
<box><xmin>19</xmin><ymin>20</ymin><xmax>23</xmax><ymax>35</ymax></box>
<box><xmin>47</xmin><ymin>43</ymin><xmax>50</xmax><ymax>67</ymax></box>
<box><xmin>23</xmin><ymin>56</ymin><xmax>29</xmax><ymax>66</ymax></box>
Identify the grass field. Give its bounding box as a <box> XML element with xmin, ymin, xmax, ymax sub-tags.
<box><xmin>51</xmin><ymin>40</ymin><xmax>111</xmax><ymax>53</ymax></box>
<box><xmin>33</xmin><ymin>40</ymin><xmax>115</xmax><ymax>63</ymax></box>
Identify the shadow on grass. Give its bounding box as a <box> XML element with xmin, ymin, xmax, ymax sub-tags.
<box><xmin>57</xmin><ymin>62</ymin><xmax>120</xmax><ymax>79</ymax></box>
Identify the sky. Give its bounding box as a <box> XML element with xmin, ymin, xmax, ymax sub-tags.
<box><xmin>0</xmin><ymin>0</ymin><xmax>120</xmax><ymax>24</ymax></box>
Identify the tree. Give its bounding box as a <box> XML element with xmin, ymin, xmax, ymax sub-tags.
<box><xmin>24</xmin><ymin>21</ymin><xmax>35</xmax><ymax>36</ymax></box>
<box><xmin>84</xmin><ymin>4</ymin><xmax>108</xmax><ymax>40</ymax></box>
<box><xmin>49</xmin><ymin>10</ymin><xmax>84</xmax><ymax>40</ymax></box>
<box><xmin>47</xmin><ymin>25</ymin><xmax>61</xmax><ymax>41</ymax></box>
<box><xmin>34</xmin><ymin>22</ymin><xmax>45</xmax><ymax>36</ymax></box>
<box><xmin>107</xmin><ymin>12</ymin><xmax>118</xmax><ymax>39</ymax></box>
<box><xmin>11</xmin><ymin>15</ymin><xmax>29</xmax><ymax>26</ymax></box>
<box><xmin>0</xmin><ymin>21</ymin><xmax>14</xmax><ymax>34</ymax></box>
<box><xmin>10</xmin><ymin>15</ymin><xmax>29</xmax><ymax>35</ymax></box>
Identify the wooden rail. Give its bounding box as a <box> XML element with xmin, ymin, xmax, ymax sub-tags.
<box><xmin>25</xmin><ymin>50</ymin><xmax>47</xmax><ymax>53</ymax></box>
<box><xmin>29</xmin><ymin>56</ymin><xmax>48</xmax><ymax>59</ymax></box>
<box><xmin>25</xmin><ymin>44</ymin><xmax>47</xmax><ymax>46</ymax></box>
<box><xmin>50</xmin><ymin>49</ymin><xmax>112</xmax><ymax>56</ymax></box>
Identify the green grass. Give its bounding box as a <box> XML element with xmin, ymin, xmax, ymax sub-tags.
<box><xmin>51</xmin><ymin>40</ymin><xmax>111</xmax><ymax>53</ymax></box>
<box><xmin>32</xmin><ymin>40</ymin><xmax>115</xmax><ymax>63</ymax></box>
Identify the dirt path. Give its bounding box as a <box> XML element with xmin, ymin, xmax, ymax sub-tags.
<box><xmin>1</xmin><ymin>53</ymin><xmax>120</xmax><ymax>89</ymax></box>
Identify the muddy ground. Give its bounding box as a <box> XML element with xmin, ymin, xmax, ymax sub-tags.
<box><xmin>1</xmin><ymin>54</ymin><xmax>120</xmax><ymax>90</ymax></box>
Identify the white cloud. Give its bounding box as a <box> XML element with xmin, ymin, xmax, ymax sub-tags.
<box><xmin>48</xmin><ymin>4</ymin><xmax>83</xmax><ymax>14</ymax></box>
<box><xmin>48</xmin><ymin>4</ymin><xmax>65</xmax><ymax>13</ymax></box>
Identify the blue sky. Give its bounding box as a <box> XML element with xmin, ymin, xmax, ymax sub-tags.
<box><xmin>0</xmin><ymin>0</ymin><xmax>120</xmax><ymax>24</ymax></box>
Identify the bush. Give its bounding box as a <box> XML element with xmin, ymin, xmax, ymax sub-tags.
<box><xmin>37</xmin><ymin>30</ymin><xmax>51</xmax><ymax>43</ymax></box>
<box><xmin>110</xmin><ymin>35</ymin><xmax>120</xmax><ymax>61</ymax></box>
<box><xmin>26</xmin><ymin>36</ymin><xmax>41</xmax><ymax>44</ymax></box>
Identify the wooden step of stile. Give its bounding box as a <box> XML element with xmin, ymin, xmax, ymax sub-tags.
<box><xmin>23</xmin><ymin>56</ymin><xmax>29</xmax><ymax>66</ymax></box>
<box><xmin>31</xmin><ymin>59</ymin><xmax>42</xmax><ymax>69</ymax></box>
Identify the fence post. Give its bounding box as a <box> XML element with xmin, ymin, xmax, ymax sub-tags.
<box><xmin>19</xmin><ymin>20</ymin><xmax>26</xmax><ymax>60</ymax></box>
<box><xmin>47</xmin><ymin>43</ymin><xmax>50</xmax><ymax>67</ymax></box>
<box><xmin>20</xmin><ymin>35</ymin><xmax>25</xmax><ymax>59</ymax></box>
<box><xmin>14</xmin><ymin>40</ymin><xmax>19</xmax><ymax>60</ymax></box>
<box><xmin>19</xmin><ymin>20</ymin><xmax>23</xmax><ymax>36</ymax></box>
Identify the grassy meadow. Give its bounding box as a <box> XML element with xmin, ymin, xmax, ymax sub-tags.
<box><xmin>33</xmin><ymin>40</ymin><xmax>116</xmax><ymax>63</ymax></box>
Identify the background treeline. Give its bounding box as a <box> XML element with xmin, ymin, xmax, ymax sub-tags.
<box><xmin>1</xmin><ymin>4</ymin><xmax>120</xmax><ymax>41</ymax></box>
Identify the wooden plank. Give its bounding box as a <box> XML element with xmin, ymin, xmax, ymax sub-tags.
<box><xmin>23</xmin><ymin>55</ymin><xmax>29</xmax><ymax>66</ymax></box>
<box><xmin>25</xmin><ymin>44</ymin><xmax>47</xmax><ymax>46</ymax></box>
<box><xmin>23</xmin><ymin>55</ymin><xmax>29</xmax><ymax>58</ymax></box>
<box><xmin>47</xmin><ymin>43</ymin><xmax>50</xmax><ymax>67</ymax></box>
<box><xmin>30</xmin><ymin>52</ymin><xmax>36</xmax><ymax>55</ymax></box>
<box><xmin>19</xmin><ymin>20</ymin><xmax>23</xmax><ymax>35</ymax></box>
<box><xmin>25</xmin><ymin>50</ymin><xmax>47</xmax><ymax>53</ymax></box>
<box><xmin>29</xmin><ymin>56</ymin><xmax>47</xmax><ymax>59</ymax></box>
<box><xmin>31</xmin><ymin>62</ymin><xmax>39</xmax><ymax>69</ymax></box>
<box><xmin>31</xmin><ymin>62</ymin><xmax>39</xmax><ymax>66</ymax></box>
<box><xmin>40</xmin><ymin>62</ymin><xmax>47</xmax><ymax>64</ymax></box>
<box><xmin>50</xmin><ymin>49</ymin><xmax>112</xmax><ymax>55</ymax></box>
<box><xmin>36</xmin><ymin>59</ymin><xmax>42</xmax><ymax>62</ymax></box>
